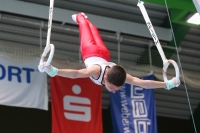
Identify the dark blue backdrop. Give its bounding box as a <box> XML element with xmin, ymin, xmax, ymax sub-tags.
<box><xmin>109</xmin><ymin>74</ymin><xmax>157</xmax><ymax>133</ymax></box>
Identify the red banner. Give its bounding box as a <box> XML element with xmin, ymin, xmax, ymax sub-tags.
<box><xmin>51</xmin><ymin>76</ymin><xmax>102</xmax><ymax>133</ymax></box>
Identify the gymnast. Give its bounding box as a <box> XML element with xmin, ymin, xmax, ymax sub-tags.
<box><xmin>39</xmin><ymin>12</ymin><xmax>180</xmax><ymax>93</ymax></box>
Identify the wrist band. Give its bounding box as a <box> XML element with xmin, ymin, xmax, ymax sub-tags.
<box><xmin>48</xmin><ymin>67</ymin><xmax>58</xmax><ymax>77</ymax></box>
<box><xmin>165</xmin><ymin>80</ymin><xmax>174</xmax><ymax>90</ymax></box>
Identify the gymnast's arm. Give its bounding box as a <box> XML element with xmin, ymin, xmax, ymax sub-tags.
<box><xmin>125</xmin><ymin>73</ymin><xmax>166</xmax><ymax>89</ymax></box>
<box><xmin>56</xmin><ymin>65</ymin><xmax>99</xmax><ymax>79</ymax></box>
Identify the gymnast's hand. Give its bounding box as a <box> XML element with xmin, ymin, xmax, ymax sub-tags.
<box><xmin>38</xmin><ymin>62</ymin><xmax>58</xmax><ymax>77</ymax></box>
<box><xmin>165</xmin><ymin>77</ymin><xmax>180</xmax><ymax>90</ymax></box>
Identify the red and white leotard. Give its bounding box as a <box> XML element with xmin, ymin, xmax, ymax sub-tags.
<box><xmin>84</xmin><ymin>57</ymin><xmax>116</xmax><ymax>85</ymax></box>
<box><xmin>76</xmin><ymin>13</ymin><xmax>115</xmax><ymax>85</ymax></box>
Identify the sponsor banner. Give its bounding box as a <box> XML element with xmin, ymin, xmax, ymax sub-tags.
<box><xmin>0</xmin><ymin>54</ymin><xmax>48</xmax><ymax>110</ymax></box>
<box><xmin>51</xmin><ymin>76</ymin><xmax>102</xmax><ymax>133</ymax></box>
<box><xmin>110</xmin><ymin>74</ymin><xmax>157</xmax><ymax>133</ymax></box>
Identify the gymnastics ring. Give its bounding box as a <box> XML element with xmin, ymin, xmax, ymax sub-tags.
<box><xmin>38</xmin><ymin>0</ymin><xmax>54</xmax><ymax>72</ymax></box>
<box><xmin>138</xmin><ymin>1</ymin><xmax>180</xmax><ymax>83</ymax></box>
<box><xmin>38</xmin><ymin>44</ymin><xmax>55</xmax><ymax>72</ymax></box>
<box><xmin>163</xmin><ymin>59</ymin><xmax>180</xmax><ymax>86</ymax></box>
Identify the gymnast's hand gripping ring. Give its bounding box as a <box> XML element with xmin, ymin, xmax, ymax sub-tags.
<box><xmin>163</xmin><ymin>59</ymin><xmax>180</xmax><ymax>87</ymax></box>
<box><xmin>38</xmin><ymin>44</ymin><xmax>55</xmax><ymax>72</ymax></box>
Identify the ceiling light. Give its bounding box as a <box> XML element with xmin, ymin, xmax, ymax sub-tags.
<box><xmin>187</xmin><ymin>13</ymin><xmax>200</xmax><ymax>25</ymax></box>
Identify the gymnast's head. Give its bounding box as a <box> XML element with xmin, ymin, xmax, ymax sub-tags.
<box><xmin>104</xmin><ymin>65</ymin><xmax>126</xmax><ymax>93</ymax></box>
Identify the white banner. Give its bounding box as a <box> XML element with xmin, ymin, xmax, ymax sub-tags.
<box><xmin>0</xmin><ymin>54</ymin><xmax>48</xmax><ymax>110</ymax></box>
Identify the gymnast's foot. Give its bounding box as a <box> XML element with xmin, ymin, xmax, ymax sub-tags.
<box><xmin>72</xmin><ymin>12</ymin><xmax>88</xmax><ymax>23</ymax></box>
<box><xmin>80</xmin><ymin>12</ymin><xmax>88</xmax><ymax>18</ymax></box>
<box><xmin>72</xmin><ymin>14</ymin><xmax>77</xmax><ymax>23</ymax></box>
